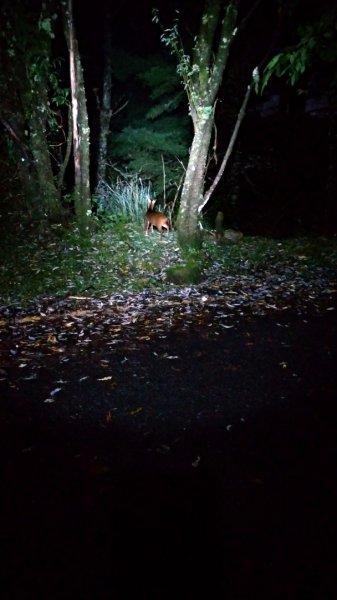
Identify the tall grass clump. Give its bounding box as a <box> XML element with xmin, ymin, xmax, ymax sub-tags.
<box><xmin>94</xmin><ymin>176</ymin><xmax>153</xmax><ymax>224</ymax></box>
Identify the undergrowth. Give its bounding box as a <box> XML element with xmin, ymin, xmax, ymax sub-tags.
<box><xmin>0</xmin><ymin>214</ymin><xmax>336</xmax><ymax>306</ymax></box>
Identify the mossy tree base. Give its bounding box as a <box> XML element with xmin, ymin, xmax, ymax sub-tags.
<box><xmin>166</xmin><ymin>261</ymin><xmax>203</xmax><ymax>285</ymax></box>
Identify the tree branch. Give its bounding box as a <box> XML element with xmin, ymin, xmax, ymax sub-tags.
<box><xmin>0</xmin><ymin>116</ymin><xmax>31</xmax><ymax>164</ymax></box>
<box><xmin>199</xmin><ymin>73</ymin><xmax>254</xmax><ymax>212</ymax></box>
<box><xmin>236</xmin><ymin>0</ymin><xmax>264</xmax><ymax>34</ymax></box>
<box><xmin>208</xmin><ymin>1</ymin><xmax>238</xmax><ymax>101</ymax></box>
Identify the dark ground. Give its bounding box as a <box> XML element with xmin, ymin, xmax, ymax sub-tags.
<box><xmin>1</xmin><ymin>299</ymin><xmax>336</xmax><ymax>599</ymax></box>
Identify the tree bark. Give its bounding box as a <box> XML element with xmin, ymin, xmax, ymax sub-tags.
<box><xmin>64</xmin><ymin>0</ymin><xmax>91</xmax><ymax>234</ymax></box>
<box><xmin>176</xmin><ymin>0</ymin><xmax>238</xmax><ymax>247</ymax></box>
<box><xmin>177</xmin><ymin>116</ymin><xmax>213</xmax><ymax>246</ymax></box>
<box><xmin>96</xmin><ymin>12</ymin><xmax>113</xmax><ymax>187</ymax></box>
<box><xmin>25</xmin><ymin>0</ymin><xmax>60</xmax><ymax>220</ymax></box>
<box><xmin>29</xmin><ymin>107</ymin><xmax>60</xmax><ymax>219</ymax></box>
<box><xmin>1</xmin><ymin>0</ymin><xmax>61</xmax><ymax>221</ymax></box>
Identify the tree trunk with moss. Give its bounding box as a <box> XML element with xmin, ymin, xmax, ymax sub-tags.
<box><xmin>1</xmin><ymin>0</ymin><xmax>61</xmax><ymax>221</ymax></box>
<box><xmin>176</xmin><ymin>0</ymin><xmax>238</xmax><ymax>247</ymax></box>
<box><xmin>29</xmin><ymin>107</ymin><xmax>60</xmax><ymax>220</ymax></box>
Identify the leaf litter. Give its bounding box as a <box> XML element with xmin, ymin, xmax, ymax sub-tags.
<box><xmin>0</xmin><ymin>240</ymin><xmax>336</xmax><ymax>449</ymax></box>
<box><xmin>1</xmin><ymin>257</ymin><xmax>335</xmax><ymax>377</ymax></box>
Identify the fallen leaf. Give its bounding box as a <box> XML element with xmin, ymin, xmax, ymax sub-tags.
<box><xmin>50</xmin><ymin>387</ymin><xmax>62</xmax><ymax>396</ymax></box>
<box><xmin>128</xmin><ymin>407</ymin><xmax>143</xmax><ymax>416</ymax></box>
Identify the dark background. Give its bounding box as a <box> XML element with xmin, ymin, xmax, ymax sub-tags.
<box><xmin>71</xmin><ymin>0</ymin><xmax>337</xmax><ymax>236</ymax></box>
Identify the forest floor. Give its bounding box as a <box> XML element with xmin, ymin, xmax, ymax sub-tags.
<box><xmin>1</xmin><ymin>269</ymin><xmax>337</xmax><ymax>599</ymax></box>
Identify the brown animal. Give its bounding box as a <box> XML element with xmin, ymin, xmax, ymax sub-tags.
<box><xmin>144</xmin><ymin>199</ymin><xmax>170</xmax><ymax>239</ymax></box>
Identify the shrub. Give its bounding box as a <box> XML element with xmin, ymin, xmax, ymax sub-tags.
<box><xmin>94</xmin><ymin>176</ymin><xmax>152</xmax><ymax>224</ymax></box>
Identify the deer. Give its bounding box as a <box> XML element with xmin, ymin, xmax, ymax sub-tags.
<box><xmin>144</xmin><ymin>199</ymin><xmax>170</xmax><ymax>239</ymax></box>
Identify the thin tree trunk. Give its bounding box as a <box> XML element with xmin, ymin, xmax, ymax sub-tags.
<box><xmin>96</xmin><ymin>12</ymin><xmax>112</xmax><ymax>187</ymax></box>
<box><xmin>201</xmin><ymin>76</ymin><xmax>254</xmax><ymax>211</ymax></box>
<box><xmin>57</xmin><ymin>108</ymin><xmax>73</xmax><ymax>199</ymax></box>
<box><xmin>64</xmin><ymin>0</ymin><xmax>91</xmax><ymax>234</ymax></box>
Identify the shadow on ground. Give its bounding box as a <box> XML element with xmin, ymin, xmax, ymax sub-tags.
<box><xmin>1</xmin><ymin>312</ymin><xmax>336</xmax><ymax>598</ymax></box>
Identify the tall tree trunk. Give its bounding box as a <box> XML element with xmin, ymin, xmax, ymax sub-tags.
<box><xmin>25</xmin><ymin>0</ymin><xmax>60</xmax><ymax>221</ymax></box>
<box><xmin>177</xmin><ymin>116</ymin><xmax>213</xmax><ymax>246</ymax></box>
<box><xmin>96</xmin><ymin>12</ymin><xmax>113</xmax><ymax>187</ymax></box>
<box><xmin>29</xmin><ymin>107</ymin><xmax>60</xmax><ymax>219</ymax></box>
<box><xmin>176</xmin><ymin>0</ymin><xmax>238</xmax><ymax>247</ymax></box>
<box><xmin>1</xmin><ymin>0</ymin><xmax>61</xmax><ymax>221</ymax></box>
<box><xmin>64</xmin><ymin>0</ymin><xmax>91</xmax><ymax>234</ymax></box>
